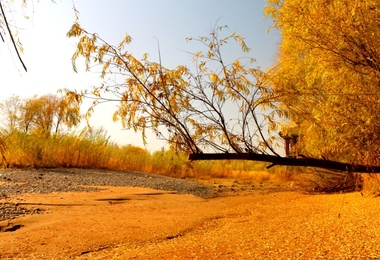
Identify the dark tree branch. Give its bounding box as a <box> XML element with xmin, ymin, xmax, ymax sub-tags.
<box><xmin>189</xmin><ymin>153</ymin><xmax>380</xmax><ymax>173</ymax></box>
<box><xmin>0</xmin><ymin>1</ymin><xmax>27</xmax><ymax>72</ymax></box>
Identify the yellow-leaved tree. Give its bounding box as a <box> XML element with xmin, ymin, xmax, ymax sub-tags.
<box><xmin>265</xmin><ymin>0</ymin><xmax>380</xmax><ymax>193</ymax></box>
<box><xmin>0</xmin><ymin>94</ymin><xmax>81</xmax><ymax>135</ymax></box>
<box><xmin>266</xmin><ymin>0</ymin><xmax>380</xmax><ymax>164</ymax></box>
<box><xmin>65</xmin><ymin>22</ymin><xmax>283</xmax><ymax>155</ymax></box>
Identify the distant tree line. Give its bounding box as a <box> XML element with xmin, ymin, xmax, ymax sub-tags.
<box><xmin>0</xmin><ymin>94</ymin><xmax>81</xmax><ymax>135</ymax></box>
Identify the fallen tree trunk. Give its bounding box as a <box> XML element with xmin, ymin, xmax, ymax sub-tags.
<box><xmin>189</xmin><ymin>153</ymin><xmax>380</xmax><ymax>173</ymax></box>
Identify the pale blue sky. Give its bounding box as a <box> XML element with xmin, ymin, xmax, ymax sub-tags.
<box><xmin>0</xmin><ymin>0</ymin><xmax>280</xmax><ymax>150</ymax></box>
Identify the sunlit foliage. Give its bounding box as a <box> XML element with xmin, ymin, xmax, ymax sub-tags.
<box><xmin>0</xmin><ymin>94</ymin><xmax>81</xmax><ymax>135</ymax></box>
<box><xmin>265</xmin><ymin>0</ymin><xmax>380</xmax><ymax>166</ymax></box>
<box><xmin>65</xmin><ymin>23</ymin><xmax>284</xmax><ymax>155</ymax></box>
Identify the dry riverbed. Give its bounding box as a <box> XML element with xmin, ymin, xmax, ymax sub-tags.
<box><xmin>0</xmin><ymin>169</ymin><xmax>380</xmax><ymax>259</ymax></box>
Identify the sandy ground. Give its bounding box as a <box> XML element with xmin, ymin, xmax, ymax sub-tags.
<box><xmin>1</xmin><ymin>180</ymin><xmax>380</xmax><ymax>259</ymax></box>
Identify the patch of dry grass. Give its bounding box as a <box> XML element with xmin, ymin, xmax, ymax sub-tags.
<box><xmin>4</xmin><ymin>129</ymin><xmax>351</xmax><ymax>190</ymax></box>
<box><xmin>2</xmin><ymin>129</ymin><xmax>283</xmax><ymax>181</ymax></box>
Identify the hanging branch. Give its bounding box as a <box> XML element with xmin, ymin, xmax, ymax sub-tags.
<box><xmin>0</xmin><ymin>1</ymin><xmax>27</xmax><ymax>72</ymax></box>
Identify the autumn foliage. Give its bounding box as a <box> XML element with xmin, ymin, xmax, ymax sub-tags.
<box><xmin>265</xmin><ymin>0</ymin><xmax>380</xmax><ymax>166</ymax></box>
<box><xmin>1</xmin><ymin>1</ymin><xmax>380</xmax><ymax>194</ymax></box>
<box><xmin>66</xmin><ymin>22</ymin><xmax>282</xmax><ymax>155</ymax></box>
<box><xmin>65</xmin><ymin>1</ymin><xmax>380</xmax><ymax>168</ymax></box>
<box><xmin>0</xmin><ymin>95</ymin><xmax>281</xmax><ymax>180</ymax></box>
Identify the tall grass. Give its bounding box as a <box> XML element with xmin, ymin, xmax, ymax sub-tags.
<box><xmin>1</xmin><ymin>128</ymin><xmax>291</xmax><ymax>181</ymax></box>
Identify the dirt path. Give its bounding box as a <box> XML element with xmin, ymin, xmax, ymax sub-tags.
<box><xmin>1</xmin><ymin>184</ymin><xmax>380</xmax><ymax>259</ymax></box>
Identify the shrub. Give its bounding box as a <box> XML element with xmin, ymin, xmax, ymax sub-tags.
<box><xmin>304</xmin><ymin>169</ymin><xmax>363</xmax><ymax>193</ymax></box>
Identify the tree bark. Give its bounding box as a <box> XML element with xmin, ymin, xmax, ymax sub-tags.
<box><xmin>189</xmin><ymin>153</ymin><xmax>380</xmax><ymax>173</ymax></box>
